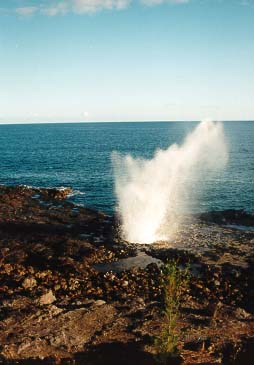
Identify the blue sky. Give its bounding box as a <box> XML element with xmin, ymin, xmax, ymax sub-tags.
<box><xmin>1</xmin><ymin>0</ymin><xmax>254</xmax><ymax>122</ymax></box>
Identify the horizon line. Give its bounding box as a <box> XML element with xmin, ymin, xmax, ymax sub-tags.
<box><xmin>1</xmin><ymin>119</ymin><xmax>254</xmax><ymax>126</ymax></box>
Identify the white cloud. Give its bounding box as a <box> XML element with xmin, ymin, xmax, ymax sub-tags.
<box><xmin>73</xmin><ymin>0</ymin><xmax>131</xmax><ymax>14</ymax></box>
<box><xmin>14</xmin><ymin>0</ymin><xmax>189</xmax><ymax>16</ymax></box>
<box><xmin>141</xmin><ymin>0</ymin><xmax>189</xmax><ymax>5</ymax></box>
<box><xmin>15</xmin><ymin>6</ymin><xmax>38</xmax><ymax>16</ymax></box>
<box><xmin>42</xmin><ymin>1</ymin><xmax>69</xmax><ymax>16</ymax></box>
<box><xmin>83</xmin><ymin>111</ymin><xmax>89</xmax><ymax>118</ymax></box>
<box><xmin>18</xmin><ymin>0</ymin><xmax>131</xmax><ymax>16</ymax></box>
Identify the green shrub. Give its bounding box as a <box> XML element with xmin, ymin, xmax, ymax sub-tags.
<box><xmin>154</xmin><ymin>260</ymin><xmax>189</xmax><ymax>365</ymax></box>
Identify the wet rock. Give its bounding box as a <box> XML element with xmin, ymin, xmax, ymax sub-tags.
<box><xmin>43</xmin><ymin>187</ymin><xmax>73</xmax><ymax>200</ymax></box>
<box><xmin>198</xmin><ymin>209</ymin><xmax>254</xmax><ymax>226</ymax></box>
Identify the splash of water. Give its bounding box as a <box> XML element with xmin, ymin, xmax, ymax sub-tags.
<box><xmin>112</xmin><ymin>121</ymin><xmax>228</xmax><ymax>244</ymax></box>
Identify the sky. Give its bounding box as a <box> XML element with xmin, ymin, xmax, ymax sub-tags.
<box><xmin>0</xmin><ymin>0</ymin><xmax>254</xmax><ymax>123</ymax></box>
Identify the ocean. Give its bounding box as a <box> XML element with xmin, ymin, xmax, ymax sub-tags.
<box><xmin>0</xmin><ymin>121</ymin><xmax>253</xmax><ymax>214</ymax></box>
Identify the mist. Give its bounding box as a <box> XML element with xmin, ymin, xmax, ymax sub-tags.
<box><xmin>112</xmin><ymin>121</ymin><xmax>228</xmax><ymax>244</ymax></box>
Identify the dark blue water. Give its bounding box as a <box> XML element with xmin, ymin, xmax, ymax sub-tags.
<box><xmin>0</xmin><ymin>121</ymin><xmax>253</xmax><ymax>214</ymax></box>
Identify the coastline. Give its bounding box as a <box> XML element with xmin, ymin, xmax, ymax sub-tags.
<box><xmin>0</xmin><ymin>185</ymin><xmax>253</xmax><ymax>364</ymax></box>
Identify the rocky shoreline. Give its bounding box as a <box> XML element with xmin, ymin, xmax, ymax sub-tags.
<box><xmin>0</xmin><ymin>185</ymin><xmax>253</xmax><ymax>364</ymax></box>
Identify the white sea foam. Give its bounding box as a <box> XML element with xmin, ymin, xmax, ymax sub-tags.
<box><xmin>112</xmin><ymin>121</ymin><xmax>228</xmax><ymax>244</ymax></box>
<box><xmin>67</xmin><ymin>189</ymin><xmax>86</xmax><ymax>197</ymax></box>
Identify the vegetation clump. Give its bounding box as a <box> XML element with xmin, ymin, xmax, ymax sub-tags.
<box><xmin>154</xmin><ymin>260</ymin><xmax>190</xmax><ymax>365</ymax></box>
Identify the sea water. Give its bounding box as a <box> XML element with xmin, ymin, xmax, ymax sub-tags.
<box><xmin>0</xmin><ymin>121</ymin><xmax>253</xmax><ymax>214</ymax></box>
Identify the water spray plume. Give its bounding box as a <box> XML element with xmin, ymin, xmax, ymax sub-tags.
<box><xmin>112</xmin><ymin>121</ymin><xmax>228</xmax><ymax>244</ymax></box>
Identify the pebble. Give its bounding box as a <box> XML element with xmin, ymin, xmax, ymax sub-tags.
<box><xmin>39</xmin><ymin>290</ymin><xmax>56</xmax><ymax>305</ymax></box>
<box><xmin>235</xmin><ymin>307</ymin><xmax>252</xmax><ymax>320</ymax></box>
<box><xmin>22</xmin><ymin>277</ymin><xmax>37</xmax><ymax>290</ymax></box>
<box><xmin>93</xmin><ymin>300</ymin><xmax>106</xmax><ymax>307</ymax></box>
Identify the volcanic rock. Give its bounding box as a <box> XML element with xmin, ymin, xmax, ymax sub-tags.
<box><xmin>0</xmin><ymin>185</ymin><xmax>253</xmax><ymax>365</ymax></box>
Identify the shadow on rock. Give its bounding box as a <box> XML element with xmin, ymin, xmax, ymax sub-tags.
<box><xmin>0</xmin><ymin>342</ymin><xmax>181</xmax><ymax>365</ymax></box>
<box><xmin>74</xmin><ymin>342</ymin><xmax>156</xmax><ymax>365</ymax></box>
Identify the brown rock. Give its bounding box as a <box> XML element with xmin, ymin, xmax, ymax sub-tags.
<box><xmin>22</xmin><ymin>277</ymin><xmax>37</xmax><ymax>290</ymax></box>
<box><xmin>235</xmin><ymin>307</ymin><xmax>252</xmax><ymax>320</ymax></box>
<box><xmin>39</xmin><ymin>290</ymin><xmax>56</xmax><ymax>305</ymax></box>
<box><xmin>46</xmin><ymin>187</ymin><xmax>72</xmax><ymax>200</ymax></box>
<box><xmin>93</xmin><ymin>300</ymin><xmax>106</xmax><ymax>307</ymax></box>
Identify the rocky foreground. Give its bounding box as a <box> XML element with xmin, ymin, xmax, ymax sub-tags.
<box><xmin>0</xmin><ymin>185</ymin><xmax>253</xmax><ymax>365</ymax></box>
